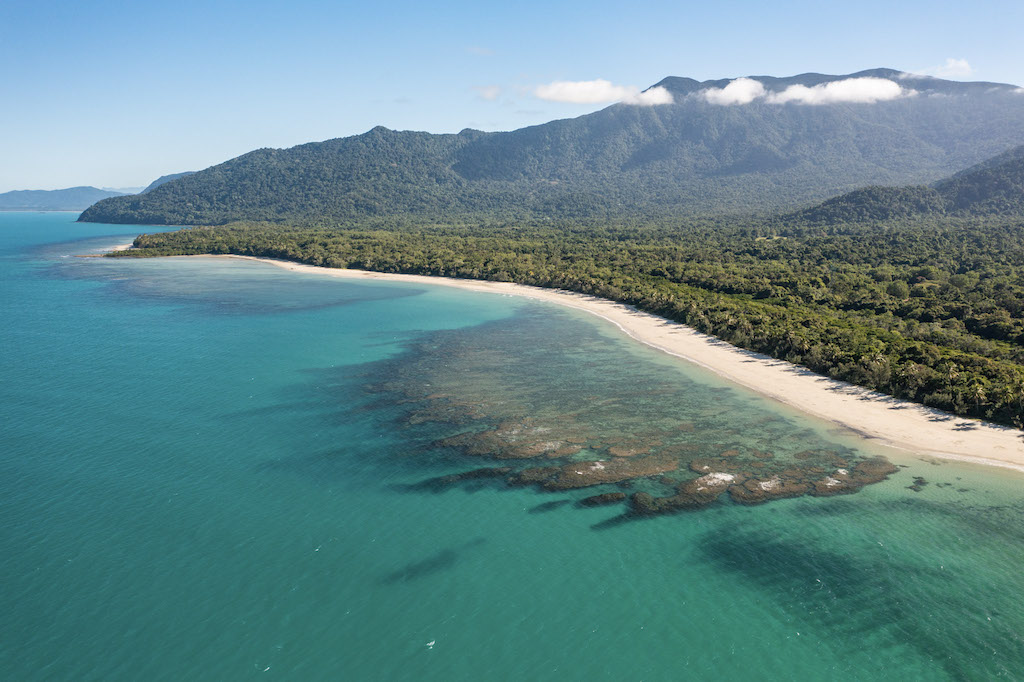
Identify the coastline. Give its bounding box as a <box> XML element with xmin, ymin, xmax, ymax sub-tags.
<box><xmin>192</xmin><ymin>254</ymin><xmax>1024</xmax><ymax>472</ymax></box>
<box><xmin>74</xmin><ymin>242</ymin><xmax>134</xmax><ymax>258</ymax></box>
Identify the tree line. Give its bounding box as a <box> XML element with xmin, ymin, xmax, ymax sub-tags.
<box><xmin>113</xmin><ymin>215</ymin><xmax>1024</xmax><ymax>428</ymax></box>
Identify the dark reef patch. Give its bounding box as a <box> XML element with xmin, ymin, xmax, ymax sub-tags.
<box><xmin>355</xmin><ymin>307</ymin><xmax>903</xmax><ymax>517</ymax></box>
<box><xmin>580</xmin><ymin>492</ymin><xmax>628</xmax><ymax>507</ymax></box>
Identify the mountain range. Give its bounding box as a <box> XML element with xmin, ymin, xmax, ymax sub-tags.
<box><xmin>794</xmin><ymin>144</ymin><xmax>1024</xmax><ymax>222</ymax></box>
<box><xmin>2</xmin><ymin>170</ymin><xmax>196</xmax><ymax>211</ymax></box>
<box><xmin>79</xmin><ymin>69</ymin><xmax>1024</xmax><ymax>225</ymax></box>
<box><xmin>0</xmin><ymin>186</ymin><xmax>127</xmax><ymax>211</ymax></box>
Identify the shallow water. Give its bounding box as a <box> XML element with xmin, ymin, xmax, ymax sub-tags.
<box><xmin>3</xmin><ymin>213</ymin><xmax>1024</xmax><ymax>680</ymax></box>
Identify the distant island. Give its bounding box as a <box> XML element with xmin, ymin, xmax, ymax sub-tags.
<box><xmin>0</xmin><ymin>186</ymin><xmax>128</xmax><ymax>211</ymax></box>
<box><xmin>140</xmin><ymin>171</ymin><xmax>195</xmax><ymax>194</ymax></box>
<box><xmin>3</xmin><ymin>169</ymin><xmax>196</xmax><ymax>211</ymax></box>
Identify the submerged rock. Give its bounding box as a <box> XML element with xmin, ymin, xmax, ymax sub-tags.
<box><xmin>690</xmin><ymin>458</ymin><xmax>744</xmax><ymax>474</ymax></box>
<box><xmin>630</xmin><ymin>492</ymin><xmax>673</xmax><ymax>515</ymax></box>
<box><xmin>809</xmin><ymin>469</ymin><xmax>856</xmax><ymax>496</ymax></box>
<box><xmin>438</xmin><ymin>467</ymin><xmax>513</xmax><ymax>484</ymax></box>
<box><xmin>679</xmin><ymin>472</ymin><xmax>737</xmax><ymax>494</ymax></box>
<box><xmin>630</xmin><ymin>491</ymin><xmax>713</xmax><ymax>515</ymax></box>
<box><xmin>608</xmin><ymin>445</ymin><xmax>648</xmax><ymax>458</ymax></box>
<box><xmin>673</xmin><ymin>471</ymin><xmax>743</xmax><ymax>506</ymax></box>
<box><xmin>436</xmin><ymin>419</ymin><xmax>580</xmax><ymax>459</ymax></box>
<box><xmin>907</xmin><ymin>476</ymin><xmax>928</xmax><ymax>492</ymax></box>
<box><xmin>729</xmin><ymin>475</ymin><xmax>809</xmax><ymax>504</ymax></box>
<box><xmin>851</xmin><ymin>457</ymin><xmax>899</xmax><ymax>483</ymax></box>
<box><xmin>580</xmin><ymin>492</ymin><xmax>628</xmax><ymax>507</ymax></box>
<box><xmin>509</xmin><ymin>466</ymin><xmax>562</xmax><ymax>486</ymax></box>
<box><xmin>525</xmin><ymin>456</ymin><xmax>680</xmax><ymax>491</ymax></box>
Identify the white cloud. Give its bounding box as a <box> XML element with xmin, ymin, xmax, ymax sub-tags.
<box><xmin>534</xmin><ymin>79</ymin><xmax>636</xmax><ymax>103</ymax></box>
<box><xmin>467</xmin><ymin>46</ymin><xmax>494</xmax><ymax>56</ymax></box>
<box><xmin>699</xmin><ymin>76</ymin><xmax>914</xmax><ymax>106</ymax></box>
<box><xmin>533</xmin><ymin>79</ymin><xmax>672</xmax><ymax>106</ymax></box>
<box><xmin>701</xmin><ymin>78</ymin><xmax>767</xmax><ymax>105</ymax></box>
<box><xmin>472</xmin><ymin>85</ymin><xmax>502</xmax><ymax>101</ymax></box>
<box><xmin>929</xmin><ymin>58</ymin><xmax>974</xmax><ymax>79</ymax></box>
<box><xmin>902</xmin><ymin>59</ymin><xmax>975</xmax><ymax>80</ymax></box>
<box><xmin>766</xmin><ymin>77</ymin><xmax>914</xmax><ymax>105</ymax></box>
<box><xmin>625</xmin><ymin>86</ymin><xmax>674</xmax><ymax>106</ymax></box>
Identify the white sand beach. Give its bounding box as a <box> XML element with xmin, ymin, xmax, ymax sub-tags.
<box><xmin>197</xmin><ymin>254</ymin><xmax>1024</xmax><ymax>472</ymax></box>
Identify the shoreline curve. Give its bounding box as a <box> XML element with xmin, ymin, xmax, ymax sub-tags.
<box><xmin>189</xmin><ymin>254</ymin><xmax>1024</xmax><ymax>473</ymax></box>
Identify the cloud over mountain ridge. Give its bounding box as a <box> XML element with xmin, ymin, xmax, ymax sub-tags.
<box><xmin>701</xmin><ymin>76</ymin><xmax>914</xmax><ymax>106</ymax></box>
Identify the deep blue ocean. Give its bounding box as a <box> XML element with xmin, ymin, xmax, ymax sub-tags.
<box><xmin>3</xmin><ymin>213</ymin><xmax>1024</xmax><ymax>680</ymax></box>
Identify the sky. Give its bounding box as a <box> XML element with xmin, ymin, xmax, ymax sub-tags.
<box><xmin>2</xmin><ymin>0</ymin><xmax>1023</xmax><ymax>191</ymax></box>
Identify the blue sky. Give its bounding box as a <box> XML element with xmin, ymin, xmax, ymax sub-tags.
<box><xmin>2</xmin><ymin>0</ymin><xmax>1022</xmax><ymax>191</ymax></box>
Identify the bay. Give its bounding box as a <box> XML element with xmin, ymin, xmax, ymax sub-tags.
<box><xmin>2</xmin><ymin>213</ymin><xmax>1024</xmax><ymax>680</ymax></box>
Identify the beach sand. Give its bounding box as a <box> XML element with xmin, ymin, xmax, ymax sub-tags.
<box><xmin>193</xmin><ymin>254</ymin><xmax>1024</xmax><ymax>472</ymax></box>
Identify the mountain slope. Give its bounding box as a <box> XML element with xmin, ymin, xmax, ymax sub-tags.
<box><xmin>0</xmin><ymin>186</ymin><xmax>126</xmax><ymax>211</ymax></box>
<box><xmin>141</xmin><ymin>172</ymin><xmax>195</xmax><ymax>193</ymax></box>
<box><xmin>795</xmin><ymin>144</ymin><xmax>1024</xmax><ymax>222</ymax></box>
<box><xmin>936</xmin><ymin>145</ymin><xmax>1024</xmax><ymax>214</ymax></box>
<box><xmin>80</xmin><ymin>69</ymin><xmax>1024</xmax><ymax>225</ymax></box>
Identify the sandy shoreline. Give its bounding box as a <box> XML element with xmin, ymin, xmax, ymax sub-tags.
<box><xmin>190</xmin><ymin>254</ymin><xmax>1024</xmax><ymax>472</ymax></box>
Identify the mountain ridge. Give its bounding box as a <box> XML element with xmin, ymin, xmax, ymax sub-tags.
<box><xmin>79</xmin><ymin>69</ymin><xmax>1024</xmax><ymax>225</ymax></box>
<box><xmin>141</xmin><ymin>172</ymin><xmax>195</xmax><ymax>194</ymax></box>
<box><xmin>794</xmin><ymin>144</ymin><xmax>1024</xmax><ymax>222</ymax></box>
<box><xmin>1</xmin><ymin>186</ymin><xmax>126</xmax><ymax>211</ymax></box>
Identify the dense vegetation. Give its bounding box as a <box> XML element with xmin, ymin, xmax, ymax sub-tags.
<box><xmin>86</xmin><ymin>69</ymin><xmax>1024</xmax><ymax>429</ymax></box>
<box><xmin>140</xmin><ymin>172</ymin><xmax>194</xmax><ymax>194</ymax></box>
<box><xmin>81</xmin><ymin>69</ymin><xmax>1024</xmax><ymax>225</ymax></box>
<box><xmin>114</xmin><ymin>216</ymin><xmax>1024</xmax><ymax>428</ymax></box>
<box><xmin>796</xmin><ymin>145</ymin><xmax>1024</xmax><ymax>222</ymax></box>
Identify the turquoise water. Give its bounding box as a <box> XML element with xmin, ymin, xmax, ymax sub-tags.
<box><xmin>3</xmin><ymin>213</ymin><xmax>1024</xmax><ymax>680</ymax></box>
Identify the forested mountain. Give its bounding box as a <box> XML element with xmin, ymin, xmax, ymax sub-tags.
<box><xmin>936</xmin><ymin>144</ymin><xmax>1024</xmax><ymax>214</ymax></box>
<box><xmin>795</xmin><ymin>144</ymin><xmax>1024</xmax><ymax>222</ymax></box>
<box><xmin>1</xmin><ymin>186</ymin><xmax>126</xmax><ymax>211</ymax></box>
<box><xmin>80</xmin><ymin>69</ymin><xmax>1024</xmax><ymax>225</ymax></box>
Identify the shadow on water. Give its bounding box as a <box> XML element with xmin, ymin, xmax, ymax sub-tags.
<box><xmin>396</xmin><ymin>468</ymin><xmax>514</xmax><ymax>494</ymax></box>
<box><xmin>793</xmin><ymin>494</ymin><xmax>1024</xmax><ymax>545</ymax></box>
<box><xmin>589</xmin><ymin>514</ymin><xmax>637</xmax><ymax>531</ymax></box>
<box><xmin>379</xmin><ymin>537</ymin><xmax>487</xmax><ymax>585</ymax></box>
<box><xmin>696</xmin><ymin>510</ymin><xmax>1024</xmax><ymax>679</ymax></box>
<box><xmin>528</xmin><ymin>499</ymin><xmax>573</xmax><ymax>514</ymax></box>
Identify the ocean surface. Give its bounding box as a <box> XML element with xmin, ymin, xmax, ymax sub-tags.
<box><xmin>3</xmin><ymin>212</ymin><xmax>1024</xmax><ymax>680</ymax></box>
